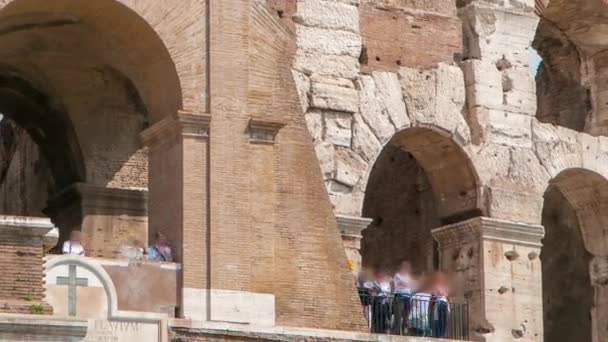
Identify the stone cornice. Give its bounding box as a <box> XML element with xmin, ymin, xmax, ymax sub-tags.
<box><xmin>432</xmin><ymin>217</ymin><xmax>545</xmax><ymax>248</ymax></box>
<box><xmin>248</xmin><ymin>118</ymin><xmax>286</xmax><ymax>144</ymax></box>
<box><xmin>336</xmin><ymin>215</ymin><xmax>372</xmax><ymax>237</ymax></box>
<box><xmin>141</xmin><ymin>110</ymin><xmax>211</xmax><ymax>147</ymax></box>
<box><xmin>0</xmin><ymin>215</ymin><xmax>56</xmax><ymax>237</ymax></box>
<box><xmin>44</xmin><ymin>183</ymin><xmax>147</xmax><ymax>216</ymax></box>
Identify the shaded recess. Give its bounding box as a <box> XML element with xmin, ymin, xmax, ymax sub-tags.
<box><xmin>0</xmin><ymin>0</ymin><xmax>183</xmax><ymax>251</ymax></box>
<box><xmin>534</xmin><ymin>0</ymin><xmax>608</xmax><ymax>133</ymax></box>
<box><xmin>541</xmin><ymin>186</ymin><xmax>592</xmax><ymax>342</ymax></box>
<box><xmin>540</xmin><ymin>168</ymin><xmax>608</xmax><ymax>342</ymax></box>
<box><xmin>362</xmin><ymin>128</ymin><xmax>480</xmax><ymax>273</ymax></box>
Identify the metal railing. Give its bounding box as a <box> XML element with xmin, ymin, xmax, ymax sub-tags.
<box><xmin>358</xmin><ymin>288</ymin><xmax>469</xmax><ymax>340</ymax></box>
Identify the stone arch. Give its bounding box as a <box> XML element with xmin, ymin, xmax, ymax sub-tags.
<box><xmin>361</xmin><ymin>126</ymin><xmax>482</xmax><ymax>273</ymax></box>
<box><xmin>540</xmin><ymin>168</ymin><xmax>608</xmax><ymax>342</ymax></box>
<box><xmin>363</xmin><ymin>125</ymin><xmax>481</xmax><ymax>222</ymax></box>
<box><xmin>548</xmin><ymin>168</ymin><xmax>608</xmax><ymax>255</ymax></box>
<box><xmin>0</xmin><ymin>0</ymin><xmax>191</xmax><ymax>123</ymax></box>
<box><xmin>0</xmin><ymin>70</ymin><xmax>84</xmax><ymax>190</ymax></box>
<box><xmin>0</xmin><ymin>0</ymin><xmax>193</xmax><ymax>256</ymax></box>
<box><xmin>533</xmin><ymin>0</ymin><xmax>608</xmax><ymax>134</ymax></box>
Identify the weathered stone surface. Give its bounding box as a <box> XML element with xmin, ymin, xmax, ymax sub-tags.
<box><xmin>292</xmin><ymin>70</ymin><xmax>311</xmax><ymax>113</ymax></box>
<box><xmin>314</xmin><ymin>142</ymin><xmax>337</xmax><ymax>178</ymax></box>
<box><xmin>296</xmin><ymin>25</ymin><xmax>362</xmax><ymax>58</ymax></box>
<box><xmin>358</xmin><ymin>75</ymin><xmax>396</xmax><ymax>143</ymax></box>
<box><xmin>324</xmin><ymin>111</ymin><xmax>353</xmax><ymax>147</ymax></box>
<box><xmin>399</xmin><ymin>64</ymin><xmax>468</xmax><ymax>135</ymax></box>
<box><xmin>462</xmin><ymin>59</ymin><xmax>504</xmax><ymax>110</ymax></box>
<box><xmin>371</xmin><ymin>71</ymin><xmax>410</xmax><ymax>129</ymax></box>
<box><xmin>293</xmin><ymin>52</ymin><xmax>361</xmax><ymax>79</ymax></box>
<box><xmin>352</xmin><ymin>113</ymin><xmax>382</xmax><ymax>163</ymax></box>
<box><xmin>486</xmin><ymin>109</ymin><xmax>532</xmax><ymax>148</ymax></box>
<box><xmin>294</xmin><ymin>0</ymin><xmax>359</xmax><ymax>33</ymax></box>
<box><xmin>310</xmin><ymin>77</ymin><xmax>359</xmax><ymax>113</ymax></box>
<box><xmin>305</xmin><ymin>110</ymin><xmax>323</xmax><ymax>143</ymax></box>
<box><xmin>334</xmin><ymin>148</ymin><xmax>368</xmax><ymax>188</ymax></box>
<box><xmin>532</xmin><ymin>120</ymin><xmax>582</xmax><ymax>177</ymax></box>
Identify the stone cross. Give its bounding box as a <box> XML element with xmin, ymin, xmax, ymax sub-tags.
<box><xmin>56</xmin><ymin>264</ymin><xmax>88</xmax><ymax>316</ymax></box>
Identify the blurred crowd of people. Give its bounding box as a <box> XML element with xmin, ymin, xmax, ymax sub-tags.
<box><xmin>356</xmin><ymin>261</ymin><xmax>451</xmax><ymax>338</ymax></box>
<box><xmin>61</xmin><ymin>230</ymin><xmax>174</xmax><ymax>262</ymax></box>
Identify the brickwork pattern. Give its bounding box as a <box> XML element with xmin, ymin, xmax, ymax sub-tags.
<box><xmin>360</xmin><ymin>0</ymin><xmax>462</xmax><ymax>71</ymax></box>
<box><xmin>0</xmin><ymin>230</ymin><xmax>45</xmax><ymax>301</ymax></box>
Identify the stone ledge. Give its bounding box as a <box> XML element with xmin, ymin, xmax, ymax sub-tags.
<box><xmin>0</xmin><ymin>314</ymin><xmax>87</xmax><ymax>341</ymax></box>
<box><xmin>44</xmin><ymin>183</ymin><xmax>147</xmax><ymax>216</ymax></box>
<box><xmin>432</xmin><ymin>216</ymin><xmax>545</xmax><ymax>248</ymax></box>
<box><xmin>0</xmin><ymin>216</ymin><xmax>55</xmax><ymax>237</ymax></box>
<box><xmin>169</xmin><ymin>320</ymin><xmax>461</xmax><ymax>342</ymax></box>
<box><xmin>141</xmin><ymin>111</ymin><xmax>211</xmax><ymax>147</ymax></box>
<box><xmin>247</xmin><ymin>118</ymin><xmax>286</xmax><ymax>145</ymax></box>
<box><xmin>336</xmin><ymin>215</ymin><xmax>372</xmax><ymax>237</ymax></box>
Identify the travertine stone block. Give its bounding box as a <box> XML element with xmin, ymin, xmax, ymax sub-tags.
<box><xmin>432</xmin><ymin>217</ymin><xmax>544</xmax><ymax>342</ymax></box>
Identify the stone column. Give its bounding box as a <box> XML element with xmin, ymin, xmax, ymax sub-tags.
<box><xmin>141</xmin><ymin>111</ymin><xmax>211</xmax><ymax>320</ymax></box>
<box><xmin>459</xmin><ymin>0</ymin><xmax>539</xmax><ymax>144</ymax></box>
<box><xmin>432</xmin><ymin>217</ymin><xmax>544</xmax><ymax>342</ymax></box>
<box><xmin>44</xmin><ymin>183</ymin><xmax>147</xmax><ymax>258</ymax></box>
<box><xmin>336</xmin><ymin>215</ymin><xmax>372</xmax><ymax>276</ymax></box>
<box><xmin>590</xmin><ymin>256</ymin><xmax>608</xmax><ymax>342</ymax></box>
<box><xmin>0</xmin><ymin>216</ymin><xmax>54</xmax><ymax>314</ymax></box>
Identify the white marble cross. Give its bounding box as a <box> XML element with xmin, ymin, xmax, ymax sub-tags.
<box><xmin>56</xmin><ymin>264</ymin><xmax>89</xmax><ymax>316</ymax></box>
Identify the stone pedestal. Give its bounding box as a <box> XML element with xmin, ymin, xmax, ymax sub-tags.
<box><xmin>432</xmin><ymin>217</ymin><xmax>544</xmax><ymax>342</ymax></box>
<box><xmin>336</xmin><ymin>215</ymin><xmax>372</xmax><ymax>276</ymax></box>
<box><xmin>0</xmin><ymin>216</ymin><xmax>54</xmax><ymax>314</ymax></box>
<box><xmin>44</xmin><ymin>183</ymin><xmax>147</xmax><ymax>258</ymax></box>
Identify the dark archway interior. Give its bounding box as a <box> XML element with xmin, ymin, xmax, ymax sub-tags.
<box><xmin>362</xmin><ymin>144</ymin><xmax>439</xmax><ymax>273</ymax></box>
<box><xmin>361</xmin><ymin>128</ymin><xmax>480</xmax><ymax>274</ymax></box>
<box><xmin>533</xmin><ymin>18</ymin><xmax>591</xmax><ymax>132</ymax></box>
<box><xmin>541</xmin><ymin>185</ymin><xmax>593</xmax><ymax>342</ymax></box>
<box><xmin>0</xmin><ymin>71</ymin><xmax>84</xmax><ymax>190</ymax></box>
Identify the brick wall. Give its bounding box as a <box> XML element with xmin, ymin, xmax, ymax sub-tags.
<box><xmin>0</xmin><ymin>229</ymin><xmax>45</xmax><ymax>302</ymax></box>
<box><xmin>360</xmin><ymin>0</ymin><xmax>462</xmax><ymax>71</ymax></box>
<box><xmin>199</xmin><ymin>1</ymin><xmax>365</xmax><ymax>330</ymax></box>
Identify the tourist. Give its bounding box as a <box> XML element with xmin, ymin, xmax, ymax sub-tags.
<box><xmin>391</xmin><ymin>261</ymin><xmax>415</xmax><ymax>334</ymax></box>
<box><xmin>62</xmin><ymin>230</ymin><xmax>86</xmax><ymax>256</ymax></box>
<box><xmin>429</xmin><ymin>272</ymin><xmax>450</xmax><ymax>338</ymax></box>
<box><xmin>147</xmin><ymin>232</ymin><xmax>173</xmax><ymax>262</ymax></box>
<box><xmin>370</xmin><ymin>270</ymin><xmax>391</xmax><ymax>334</ymax></box>
<box><xmin>357</xmin><ymin>267</ymin><xmax>375</xmax><ymax>324</ymax></box>
<box><xmin>408</xmin><ymin>278</ymin><xmax>432</xmax><ymax>337</ymax></box>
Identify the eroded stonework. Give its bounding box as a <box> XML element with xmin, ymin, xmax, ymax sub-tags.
<box><xmin>292</xmin><ymin>0</ymin><xmax>608</xmax><ymax>341</ymax></box>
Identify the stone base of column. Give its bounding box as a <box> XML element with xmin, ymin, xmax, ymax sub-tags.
<box><xmin>432</xmin><ymin>217</ymin><xmax>544</xmax><ymax>342</ymax></box>
<box><xmin>337</xmin><ymin>215</ymin><xmax>372</xmax><ymax>276</ymax></box>
<box><xmin>44</xmin><ymin>183</ymin><xmax>147</xmax><ymax>258</ymax></box>
<box><xmin>0</xmin><ymin>216</ymin><xmax>54</xmax><ymax>314</ymax></box>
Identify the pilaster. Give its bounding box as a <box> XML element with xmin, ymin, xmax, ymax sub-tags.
<box><xmin>432</xmin><ymin>217</ymin><xmax>544</xmax><ymax>342</ymax></box>
<box><xmin>141</xmin><ymin>110</ymin><xmax>211</xmax><ymax>320</ymax></box>
<box><xmin>459</xmin><ymin>1</ymin><xmax>539</xmax><ymax>146</ymax></box>
<box><xmin>336</xmin><ymin>215</ymin><xmax>372</xmax><ymax>276</ymax></box>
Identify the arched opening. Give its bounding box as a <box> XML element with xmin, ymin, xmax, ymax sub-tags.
<box><xmin>533</xmin><ymin>0</ymin><xmax>608</xmax><ymax>134</ymax></box>
<box><xmin>0</xmin><ymin>0</ymin><xmax>182</xmax><ymax>257</ymax></box>
<box><xmin>361</xmin><ymin>127</ymin><xmax>481</xmax><ymax>274</ymax></box>
<box><xmin>541</xmin><ymin>169</ymin><xmax>608</xmax><ymax>342</ymax></box>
